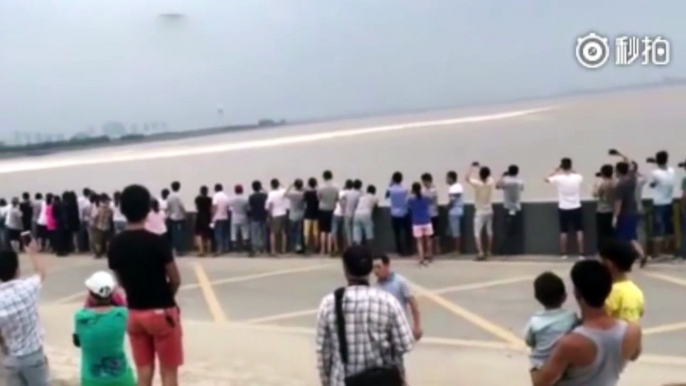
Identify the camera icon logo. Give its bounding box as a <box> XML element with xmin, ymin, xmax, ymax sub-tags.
<box><xmin>576</xmin><ymin>32</ymin><xmax>610</xmax><ymax>69</ymax></box>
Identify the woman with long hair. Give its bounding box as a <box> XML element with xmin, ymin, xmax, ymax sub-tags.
<box><xmin>194</xmin><ymin>186</ymin><xmax>212</xmax><ymax>256</ymax></box>
<box><xmin>408</xmin><ymin>182</ymin><xmax>434</xmax><ymax>266</ymax></box>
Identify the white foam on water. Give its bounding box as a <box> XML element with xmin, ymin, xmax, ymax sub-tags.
<box><xmin>0</xmin><ymin>106</ymin><xmax>557</xmax><ymax>174</ymax></box>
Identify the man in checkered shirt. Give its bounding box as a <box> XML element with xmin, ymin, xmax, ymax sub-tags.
<box><xmin>316</xmin><ymin>246</ymin><xmax>414</xmax><ymax>386</ymax></box>
<box><xmin>0</xmin><ymin>240</ymin><xmax>49</xmax><ymax>386</ymax></box>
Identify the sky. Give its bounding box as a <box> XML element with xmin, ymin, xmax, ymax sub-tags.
<box><xmin>0</xmin><ymin>0</ymin><xmax>684</xmax><ymax>141</ymax></box>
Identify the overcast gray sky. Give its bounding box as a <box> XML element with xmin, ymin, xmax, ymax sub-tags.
<box><xmin>0</xmin><ymin>0</ymin><xmax>683</xmax><ymax>141</ymax></box>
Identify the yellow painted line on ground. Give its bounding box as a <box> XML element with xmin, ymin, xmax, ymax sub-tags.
<box><xmin>241</xmin><ymin>275</ymin><xmax>537</xmax><ymax>324</ymax></box>
<box><xmin>644</xmin><ymin>322</ymin><xmax>686</xmax><ymax>336</ymax></box>
<box><xmin>431</xmin><ymin>275</ymin><xmax>537</xmax><ymax>296</ymax></box>
<box><xmin>407</xmin><ymin>279</ymin><xmax>526</xmax><ymax>348</ymax></box>
<box><xmin>194</xmin><ymin>263</ymin><xmax>229</xmax><ymax>323</ymax></box>
<box><xmin>180</xmin><ymin>263</ymin><xmax>334</xmax><ymax>291</ymax></box>
<box><xmin>642</xmin><ymin>271</ymin><xmax>686</xmax><ymax>287</ymax></box>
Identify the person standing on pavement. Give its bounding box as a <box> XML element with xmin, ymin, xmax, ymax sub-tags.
<box><xmin>0</xmin><ymin>240</ymin><xmax>49</xmax><ymax>386</ymax></box>
<box><xmin>248</xmin><ymin>181</ymin><xmax>268</xmax><ymax>256</ymax></box>
<box><xmin>546</xmin><ymin>158</ymin><xmax>585</xmax><ymax>260</ymax></box>
<box><xmin>331</xmin><ymin>180</ymin><xmax>352</xmax><ymax>255</ymax></box>
<box><xmin>108</xmin><ymin>184</ymin><xmax>183</xmax><ymax>386</ymax></box>
<box><xmin>648</xmin><ymin>151</ymin><xmax>676</xmax><ymax>260</ymax></box>
<box><xmin>77</xmin><ymin>188</ymin><xmax>92</xmax><ymax>252</ymax></box>
<box><xmin>31</xmin><ymin>193</ymin><xmax>43</xmax><ymax>247</ymax></box>
<box><xmin>466</xmin><ymin>162</ymin><xmax>496</xmax><ymax>260</ymax></box>
<box><xmin>387</xmin><ymin>172</ymin><xmax>412</xmax><ymax>256</ymax></box>
<box><xmin>166</xmin><ymin>182</ymin><xmax>187</xmax><ymax>256</ymax></box>
<box><xmin>421</xmin><ymin>173</ymin><xmax>442</xmax><ymax>256</ymax></box>
<box><xmin>20</xmin><ymin>193</ymin><xmax>33</xmax><ymax>240</ymax></box>
<box><xmin>285</xmin><ymin>179</ymin><xmax>306</xmax><ymax>253</ymax></box>
<box><xmin>532</xmin><ymin>260</ymin><xmax>642</xmax><ymax>386</ymax></box>
<box><xmin>446</xmin><ymin>171</ymin><xmax>465</xmax><ymax>255</ymax></box>
<box><xmin>353</xmin><ymin>185</ymin><xmax>378</xmax><ymax>247</ymax></box>
<box><xmin>681</xmin><ymin>159</ymin><xmax>686</xmax><ymax>260</ymax></box>
<box><xmin>610</xmin><ymin>150</ymin><xmax>648</xmax><ymax>263</ymax></box>
<box><xmin>266</xmin><ymin>179</ymin><xmax>288</xmax><ymax>255</ymax></box>
<box><xmin>315</xmin><ymin>245</ymin><xmax>414</xmax><ymax>386</ymax></box>
<box><xmin>593</xmin><ymin>164</ymin><xmax>615</xmax><ymax>249</ymax></box>
<box><xmin>194</xmin><ymin>186</ymin><xmax>212</xmax><ymax>257</ymax></box>
<box><xmin>229</xmin><ymin>184</ymin><xmax>251</xmax><ymax>254</ymax></box>
<box><xmin>613</xmin><ymin>162</ymin><xmax>646</xmax><ymax>262</ymax></box>
<box><xmin>496</xmin><ymin>165</ymin><xmax>525</xmax><ymax>255</ymax></box>
<box><xmin>341</xmin><ymin>180</ymin><xmax>362</xmax><ymax>248</ymax></box>
<box><xmin>112</xmin><ymin>191</ymin><xmax>127</xmax><ymax>235</ymax></box>
<box><xmin>317</xmin><ymin>170</ymin><xmax>339</xmax><ymax>256</ymax></box>
<box><xmin>5</xmin><ymin>198</ymin><xmax>23</xmax><ymax>252</ymax></box>
<box><xmin>211</xmin><ymin>184</ymin><xmax>231</xmax><ymax>255</ymax></box>
<box><xmin>373</xmin><ymin>255</ymin><xmax>423</xmax><ymax>341</ymax></box>
<box><xmin>303</xmin><ymin>178</ymin><xmax>320</xmax><ymax>254</ymax></box>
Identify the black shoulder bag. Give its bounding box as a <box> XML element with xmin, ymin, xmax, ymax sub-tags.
<box><xmin>334</xmin><ymin>287</ymin><xmax>403</xmax><ymax>386</ymax></box>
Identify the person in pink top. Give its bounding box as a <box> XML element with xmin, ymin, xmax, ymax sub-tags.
<box><xmin>145</xmin><ymin>199</ymin><xmax>167</xmax><ymax>236</ymax></box>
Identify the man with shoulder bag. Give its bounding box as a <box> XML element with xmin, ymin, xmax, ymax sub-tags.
<box><xmin>315</xmin><ymin>245</ymin><xmax>414</xmax><ymax>386</ymax></box>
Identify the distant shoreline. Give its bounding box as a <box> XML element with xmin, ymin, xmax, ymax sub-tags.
<box><xmin>2</xmin><ymin>79</ymin><xmax>684</xmax><ymax>161</ymax></box>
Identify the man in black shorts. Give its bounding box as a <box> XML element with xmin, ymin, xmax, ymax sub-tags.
<box><xmin>546</xmin><ymin>158</ymin><xmax>585</xmax><ymax>259</ymax></box>
<box><xmin>317</xmin><ymin>170</ymin><xmax>339</xmax><ymax>255</ymax></box>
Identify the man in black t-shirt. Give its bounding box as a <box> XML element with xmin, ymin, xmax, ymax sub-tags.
<box><xmin>248</xmin><ymin>180</ymin><xmax>268</xmax><ymax>255</ymax></box>
<box><xmin>107</xmin><ymin>184</ymin><xmax>183</xmax><ymax>386</ymax></box>
<box><xmin>613</xmin><ymin>161</ymin><xmax>645</xmax><ymax>261</ymax></box>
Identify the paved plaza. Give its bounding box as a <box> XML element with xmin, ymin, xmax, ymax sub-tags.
<box><xmin>27</xmin><ymin>254</ymin><xmax>686</xmax><ymax>385</ymax></box>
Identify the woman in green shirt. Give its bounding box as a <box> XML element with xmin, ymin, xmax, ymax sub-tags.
<box><xmin>74</xmin><ymin>271</ymin><xmax>136</xmax><ymax>386</ymax></box>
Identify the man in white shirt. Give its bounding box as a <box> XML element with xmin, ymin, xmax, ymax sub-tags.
<box><xmin>546</xmin><ymin>158</ymin><xmax>585</xmax><ymax>259</ymax></box>
<box><xmin>266</xmin><ymin>178</ymin><xmax>288</xmax><ymax>255</ymax></box>
<box><xmin>77</xmin><ymin>188</ymin><xmax>92</xmax><ymax>252</ymax></box>
<box><xmin>212</xmin><ymin>184</ymin><xmax>231</xmax><ymax>255</ymax></box>
<box><xmin>649</xmin><ymin>150</ymin><xmax>676</xmax><ymax>261</ymax></box>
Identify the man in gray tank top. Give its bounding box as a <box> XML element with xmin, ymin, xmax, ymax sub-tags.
<box><xmin>532</xmin><ymin>260</ymin><xmax>642</xmax><ymax>386</ymax></box>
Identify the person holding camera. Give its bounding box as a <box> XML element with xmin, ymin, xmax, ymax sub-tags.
<box><xmin>496</xmin><ymin>164</ymin><xmax>524</xmax><ymax>255</ymax></box>
<box><xmin>545</xmin><ymin>158</ymin><xmax>585</xmax><ymax>259</ymax></box>
<box><xmin>647</xmin><ymin>151</ymin><xmax>676</xmax><ymax>263</ymax></box>
<box><xmin>680</xmin><ymin>159</ymin><xmax>686</xmax><ymax>260</ymax></box>
<box><xmin>593</xmin><ymin>164</ymin><xmax>615</xmax><ymax>248</ymax></box>
<box><xmin>466</xmin><ymin>162</ymin><xmax>495</xmax><ymax>260</ymax></box>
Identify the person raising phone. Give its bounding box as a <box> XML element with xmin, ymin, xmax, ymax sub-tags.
<box><xmin>646</xmin><ymin>151</ymin><xmax>676</xmax><ymax>264</ymax></box>
<box><xmin>545</xmin><ymin>158</ymin><xmax>584</xmax><ymax>260</ymax></box>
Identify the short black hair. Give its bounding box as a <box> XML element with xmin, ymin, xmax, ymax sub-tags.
<box><xmin>571</xmin><ymin>260</ymin><xmax>613</xmax><ymax>308</ymax></box>
<box><xmin>447</xmin><ymin>171</ymin><xmax>458</xmax><ymax>182</ymax></box>
<box><xmin>507</xmin><ymin>165</ymin><xmax>519</xmax><ymax>176</ymax></box>
<box><xmin>35</xmin><ymin>192</ymin><xmax>43</xmax><ymax>200</ymax></box>
<box><xmin>270</xmin><ymin>178</ymin><xmax>280</xmax><ymax>189</ymax></box>
<box><xmin>322</xmin><ymin>170</ymin><xmax>333</xmax><ymax>181</ymax></box>
<box><xmin>479</xmin><ymin>166</ymin><xmax>491</xmax><ymax>180</ymax></box>
<box><xmin>421</xmin><ymin>173</ymin><xmax>432</xmax><ymax>183</ymax></box>
<box><xmin>120</xmin><ymin>184</ymin><xmax>151</xmax><ymax>223</ymax></box>
<box><xmin>344</xmin><ymin>179</ymin><xmax>353</xmax><ymax>190</ymax></box>
<box><xmin>343</xmin><ymin>245</ymin><xmax>373</xmax><ymax>277</ymax></box>
<box><xmin>392</xmin><ymin>171</ymin><xmax>403</xmax><ymax>184</ymax></box>
<box><xmin>252</xmin><ymin>180</ymin><xmax>262</xmax><ymax>192</ymax></box>
<box><xmin>0</xmin><ymin>250</ymin><xmax>19</xmax><ymax>282</ymax></box>
<box><xmin>83</xmin><ymin>188</ymin><xmax>91</xmax><ymax>196</ymax></box>
<box><xmin>598</xmin><ymin>238</ymin><xmax>637</xmax><ymax>273</ymax></box>
<box><xmin>171</xmin><ymin>181</ymin><xmax>181</xmax><ymax>192</ymax></box>
<box><xmin>561</xmin><ymin>158</ymin><xmax>573</xmax><ymax>170</ymax></box>
<box><xmin>656</xmin><ymin>150</ymin><xmax>668</xmax><ymax>166</ymax></box>
<box><xmin>215</xmin><ymin>183</ymin><xmax>223</xmax><ymax>192</ymax></box>
<box><xmin>200</xmin><ymin>185</ymin><xmax>209</xmax><ymax>196</ymax></box>
<box><xmin>22</xmin><ymin>192</ymin><xmax>30</xmax><ymax>200</ymax></box>
<box><xmin>308</xmin><ymin>177</ymin><xmax>317</xmax><ymax>188</ymax></box>
<box><xmin>615</xmin><ymin>161</ymin><xmax>630</xmax><ymax>176</ymax></box>
<box><xmin>294</xmin><ymin>179</ymin><xmax>304</xmax><ymax>189</ymax></box>
<box><xmin>600</xmin><ymin>164</ymin><xmax>614</xmax><ymax>178</ymax></box>
<box><xmin>374</xmin><ymin>254</ymin><xmax>390</xmax><ymax>265</ymax></box>
<box><xmin>534</xmin><ymin>272</ymin><xmax>566</xmax><ymax>308</ymax></box>
<box><xmin>161</xmin><ymin>188</ymin><xmax>170</xmax><ymax>199</ymax></box>
<box><xmin>367</xmin><ymin>184</ymin><xmax>376</xmax><ymax>194</ymax></box>
<box><xmin>353</xmin><ymin>179</ymin><xmax>363</xmax><ymax>190</ymax></box>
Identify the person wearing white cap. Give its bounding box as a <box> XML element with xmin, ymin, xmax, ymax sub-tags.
<box><xmin>73</xmin><ymin>271</ymin><xmax>136</xmax><ymax>386</ymax></box>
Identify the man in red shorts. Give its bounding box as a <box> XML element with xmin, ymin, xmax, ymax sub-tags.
<box><xmin>108</xmin><ymin>184</ymin><xmax>183</xmax><ymax>386</ymax></box>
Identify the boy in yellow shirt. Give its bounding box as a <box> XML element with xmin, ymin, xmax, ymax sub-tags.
<box><xmin>599</xmin><ymin>238</ymin><xmax>645</xmax><ymax>322</ymax></box>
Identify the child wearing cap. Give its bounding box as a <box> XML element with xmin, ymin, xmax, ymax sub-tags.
<box><xmin>74</xmin><ymin>271</ymin><xmax>136</xmax><ymax>386</ymax></box>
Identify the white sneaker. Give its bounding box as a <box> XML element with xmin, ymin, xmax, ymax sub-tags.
<box><xmin>561</xmin><ymin>255</ymin><xmax>569</xmax><ymax>260</ymax></box>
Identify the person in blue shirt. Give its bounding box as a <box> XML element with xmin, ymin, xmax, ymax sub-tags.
<box><xmin>74</xmin><ymin>271</ymin><xmax>136</xmax><ymax>386</ymax></box>
<box><xmin>408</xmin><ymin>182</ymin><xmax>433</xmax><ymax>266</ymax></box>
<box><xmin>386</xmin><ymin>172</ymin><xmax>412</xmax><ymax>256</ymax></box>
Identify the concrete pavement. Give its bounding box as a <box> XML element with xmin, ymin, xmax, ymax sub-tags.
<box><xmin>25</xmin><ymin>254</ymin><xmax>686</xmax><ymax>384</ymax></box>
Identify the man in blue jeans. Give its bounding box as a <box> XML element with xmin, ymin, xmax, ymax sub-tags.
<box><xmin>648</xmin><ymin>151</ymin><xmax>675</xmax><ymax>264</ymax></box>
<box><xmin>386</xmin><ymin>172</ymin><xmax>412</xmax><ymax>256</ymax></box>
<box><xmin>166</xmin><ymin>181</ymin><xmax>187</xmax><ymax>256</ymax></box>
<box><xmin>248</xmin><ymin>181</ymin><xmax>268</xmax><ymax>256</ymax></box>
